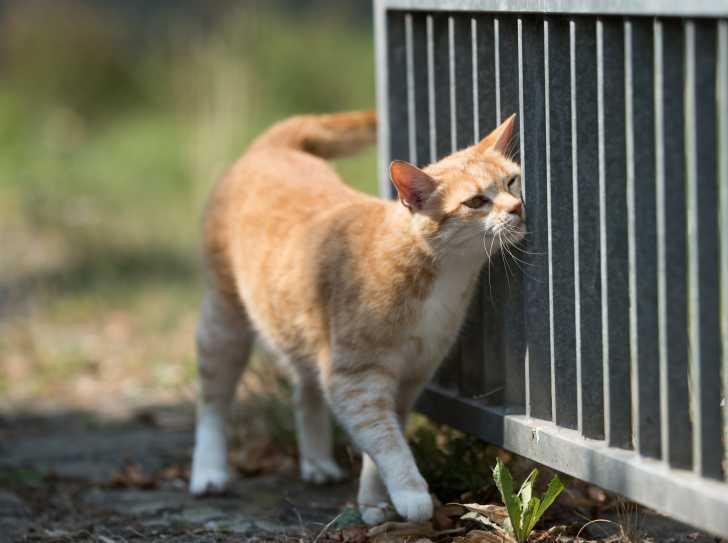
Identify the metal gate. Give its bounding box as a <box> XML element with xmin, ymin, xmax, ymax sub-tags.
<box><xmin>374</xmin><ymin>0</ymin><xmax>728</xmax><ymax>536</ymax></box>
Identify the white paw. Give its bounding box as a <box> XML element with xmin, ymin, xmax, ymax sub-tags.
<box><xmin>189</xmin><ymin>465</ymin><xmax>230</xmax><ymax>496</ymax></box>
<box><xmin>389</xmin><ymin>489</ymin><xmax>434</xmax><ymax>523</ymax></box>
<box><xmin>301</xmin><ymin>458</ymin><xmax>347</xmax><ymax>484</ymax></box>
<box><xmin>359</xmin><ymin>501</ymin><xmax>398</xmax><ymax>525</ymax></box>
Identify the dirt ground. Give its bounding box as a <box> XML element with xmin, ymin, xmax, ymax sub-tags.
<box><xmin>0</xmin><ymin>403</ymin><xmax>357</xmax><ymax>542</ymax></box>
<box><xmin>1</xmin><ymin>400</ymin><xmax>725</xmax><ymax>543</ymax></box>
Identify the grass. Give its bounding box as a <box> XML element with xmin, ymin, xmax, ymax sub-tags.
<box><xmin>0</xmin><ymin>2</ymin><xmax>377</xmax><ymax>412</ymax></box>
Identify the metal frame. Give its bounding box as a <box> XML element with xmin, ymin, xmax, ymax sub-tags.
<box><xmin>374</xmin><ymin>0</ymin><xmax>728</xmax><ymax>537</ymax></box>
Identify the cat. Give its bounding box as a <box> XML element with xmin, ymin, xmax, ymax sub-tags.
<box><xmin>189</xmin><ymin>110</ymin><xmax>524</xmax><ymax>525</ymax></box>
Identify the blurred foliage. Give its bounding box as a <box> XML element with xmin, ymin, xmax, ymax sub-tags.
<box><xmin>0</xmin><ymin>0</ymin><xmax>377</xmax><ymax>409</ymax></box>
<box><xmin>410</xmin><ymin>424</ymin><xmax>498</xmax><ymax>503</ymax></box>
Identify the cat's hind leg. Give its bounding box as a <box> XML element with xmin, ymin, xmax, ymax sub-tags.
<box><xmin>357</xmin><ymin>453</ymin><xmax>398</xmax><ymax>525</ymax></box>
<box><xmin>290</xmin><ymin>365</ymin><xmax>346</xmax><ymax>484</ymax></box>
<box><xmin>190</xmin><ymin>289</ymin><xmax>254</xmax><ymax>496</ymax></box>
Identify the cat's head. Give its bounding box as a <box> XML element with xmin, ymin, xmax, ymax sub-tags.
<box><xmin>389</xmin><ymin>114</ymin><xmax>524</xmax><ymax>258</ymax></box>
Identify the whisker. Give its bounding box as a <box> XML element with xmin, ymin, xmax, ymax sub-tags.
<box><xmin>510</xmin><ymin>243</ymin><xmax>544</xmax><ymax>256</ymax></box>
<box><xmin>482</xmin><ymin>232</ymin><xmax>495</xmax><ymax>308</ymax></box>
<box><xmin>498</xmin><ymin>232</ymin><xmax>513</xmax><ymax>291</ymax></box>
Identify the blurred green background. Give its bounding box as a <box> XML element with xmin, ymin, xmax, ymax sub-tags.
<box><xmin>0</xmin><ymin>0</ymin><xmax>377</xmax><ymax>412</ymax></box>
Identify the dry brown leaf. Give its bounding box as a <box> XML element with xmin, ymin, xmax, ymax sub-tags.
<box><xmin>453</xmin><ymin>529</ymin><xmax>513</xmax><ymax>543</ymax></box>
<box><xmin>338</xmin><ymin>526</ymin><xmax>369</xmax><ymax>543</ymax></box>
<box><xmin>531</xmin><ymin>525</ymin><xmax>569</xmax><ymax>542</ymax></box>
<box><xmin>368</xmin><ymin>520</ymin><xmax>436</xmax><ymax>542</ymax></box>
<box><xmin>108</xmin><ymin>462</ymin><xmax>157</xmax><ymax>489</ymax></box>
<box><xmin>458</xmin><ymin>503</ymin><xmax>509</xmax><ymax>526</ymax></box>
<box><xmin>434</xmin><ymin>504</ymin><xmax>467</xmax><ymax>530</ymax></box>
<box><xmin>159</xmin><ymin>464</ymin><xmax>189</xmax><ymax>481</ymax></box>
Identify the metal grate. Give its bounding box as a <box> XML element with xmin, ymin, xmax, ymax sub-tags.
<box><xmin>374</xmin><ymin>0</ymin><xmax>728</xmax><ymax>536</ymax></box>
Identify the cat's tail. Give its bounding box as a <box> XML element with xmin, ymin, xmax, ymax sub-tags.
<box><xmin>250</xmin><ymin>110</ymin><xmax>377</xmax><ymax>159</ymax></box>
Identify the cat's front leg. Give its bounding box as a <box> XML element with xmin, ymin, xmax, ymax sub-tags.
<box><xmin>324</xmin><ymin>362</ymin><xmax>433</xmax><ymax>524</ymax></box>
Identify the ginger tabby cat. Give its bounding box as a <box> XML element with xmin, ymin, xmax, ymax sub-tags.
<box><xmin>190</xmin><ymin>110</ymin><xmax>524</xmax><ymax>524</ymax></box>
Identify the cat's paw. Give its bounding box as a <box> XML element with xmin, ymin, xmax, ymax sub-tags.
<box><xmin>301</xmin><ymin>458</ymin><xmax>347</xmax><ymax>484</ymax></box>
<box><xmin>389</xmin><ymin>489</ymin><xmax>434</xmax><ymax>523</ymax></box>
<box><xmin>189</xmin><ymin>465</ymin><xmax>230</xmax><ymax>496</ymax></box>
<box><xmin>359</xmin><ymin>501</ymin><xmax>398</xmax><ymax>525</ymax></box>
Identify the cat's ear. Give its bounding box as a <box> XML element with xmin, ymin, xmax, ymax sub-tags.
<box><xmin>389</xmin><ymin>160</ymin><xmax>438</xmax><ymax>211</ymax></box>
<box><xmin>477</xmin><ymin>113</ymin><xmax>516</xmax><ymax>155</ymax></box>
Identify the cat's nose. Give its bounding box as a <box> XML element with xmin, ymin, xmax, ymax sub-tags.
<box><xmin>506</xmin><ymin>199</ymin><xmax>522</xmax><ymax>216</ymax></box>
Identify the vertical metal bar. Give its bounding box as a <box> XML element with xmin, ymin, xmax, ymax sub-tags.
<box><xmin>718</xmin><ymin>20</ymin><xmax>728</xmax><ymax>481</ymax></box>
<box><xmin>686</xmin><ymin>19</ymin><xmax>723</xmax><ymax>479</ymax></box>
<box><xmin>472</xmin><ymin>17</ymin><xmax>480</xmax><ymax>143</ymax></box>
<box><xmin>545</xmin><ymin>18</ymin><xmax>556</xmax><ymax>423</ymax></box>
<box><xmin>518</xmin><ymin>18</ymin><xmax>526</xmax><ymax>198</ymax></box>
<box><xmin>655</xmin><ymin>17</ymin><xmax>669</xmax><ymax>466</ymax></box>
<box><xmin>570</xmin><ymin>18</ymin><xmax>583</xmax><ymax>435</ymax></box>
<box><xmin>624</xmin><ymin>19</ymin><xmax>639</xmax><ymax>455</ymax></box>
<box><xmin>412</xmin><ymin>13</ymin><xmax>431</xmax><ymax>168</ymax></box>
<box><xmin>573</xmin><ymin>17</ymin><xmax>604</xmax><ymax>440</ymax></box>
<box><xmin>684</xmin><ymin>18</ymin><xmax>700</xmax><ymax>476</ymax></box>
<box><xmin>627</xmin><ymin>18</ymin><xmax>661</xmax><ymax>459</ymax></box>
<box><xmin>521</xmin><ymin>15</ymin><xmax>551</xmax><ymax>421</ymax></box>
<box><xmin>546</xmin><ymin>16</ymin><xmax>578</xmax><ymax>429</ymax></box>
<box><xmin>449</xmin><ymin>15</ymin><xmax>457</xmax><ymax>153</ymax></box>
<box><xmin>495</xmin><ymin>17</ymin><xmax>501</xmax><ymax>123</ymax></box>
<box><xmin>598</xmin><ymin>18</ymin><xmax>632</xmax><ymax>449</ymax></box>
<box><xmin>427</xmin><ymin>15</ymin><xmax>437</xmax><ymax>164</ymax></box>
<box><xmin>405</xmin><ymin>13</ymin><xmax>417</xmax><ymax>166</ymax></box>
<box><xmin>657</xmin><ymin>18</ymin><xmax>692</xmax><ymax>469</ymax></box>
<box><xmin>597</xmin><ymin>18</ymin><xmax>610</xmax><ymax>443</ymax></box>
<box><xmin>519</xmin><ymin>17</ymin><xmax>530</xmax><ymax>415</ymax></box>
<box><xmin>433</xmin><ymin>14</ymin><xmax>452</xmax><ymax>160</ymax></box>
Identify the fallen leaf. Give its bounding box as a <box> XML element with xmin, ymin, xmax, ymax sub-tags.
<box><xmin>368</xmin><ymin>520</ymin><xmax>436</xmax><ymax>542</ymax></box>
<box><xmin>462</xmin><ymin>503</ymin><xmax>508</xmax><ymax>525</ymax></box>
<box><xmin>453</xmin><ymin>529</ymin><xmax>513</xmax><ymax>543</ymax></box>
<box><xmin>338</xmin><ymin>525</ymin><xmax>369</xmax><ymax>543</ymax></box>
<box><xmin>532</xmin><ymin>525</ymin><xmax>569</xmax><ymax>542</ymax></box>
<box><xmin>159</xmin><ymin>464</ymin><xmax>189</xmax><ymax>482</ymax></box>
<box><xmin>434</xmin><ymin>504</ymin><xmax>466</xmax><ymax>530</ymax></box>
<box><xmin>108</xmin><ymin>462</ymin><xmax>156</xmax><ymax>489</ymax></box>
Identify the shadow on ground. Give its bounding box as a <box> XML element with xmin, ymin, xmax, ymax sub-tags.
<box><xmin>0</xmin><ymin>404</ymin><xmax>355</xmax><ymax>542</ymax></box>
<box><xmin>0</xmin><ymin>240</ymin><xmax>199</xmax><ymax>322</ymax></box>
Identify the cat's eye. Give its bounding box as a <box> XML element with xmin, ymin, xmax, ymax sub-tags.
<box><xmin>507</xmin><ymin>175</ymin><xmax>520</xmax><ymax>189</ymax></box>
<box><xmin>463</xmin><ymin>195</ymin><xmax>491</xmax><ymax>209</ymax></box>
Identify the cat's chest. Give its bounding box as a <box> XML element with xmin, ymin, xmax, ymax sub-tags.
<box><xmin>407</xmin><ymin>258</ymin><xmax>482</xmax><ymax>364</ymax></box>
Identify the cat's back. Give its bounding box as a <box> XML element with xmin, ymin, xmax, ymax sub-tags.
<box><xmin>201</xmin><ymin>143</ymin><xmax>368</xmax><ymax>305</ymax></box>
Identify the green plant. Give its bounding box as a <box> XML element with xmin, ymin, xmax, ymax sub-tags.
<box><xmin>492</xmin><ymin>458</ymin><xmax>565</xmax><ymax>543</ymax></box>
